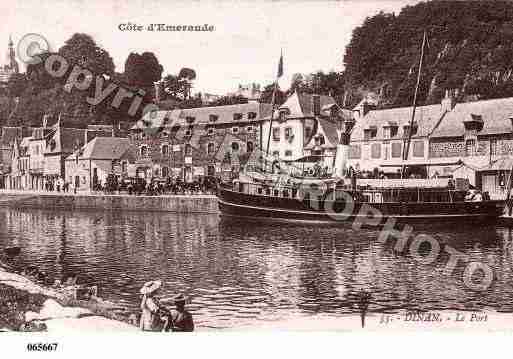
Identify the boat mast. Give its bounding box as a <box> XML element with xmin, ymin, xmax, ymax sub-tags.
<box><xmin>401</xmin><ymin>31</ymin><xmax>427</xmax><ymax>179</ymax></box>
<box><xmin>505</xmin><ymin>161</ymin><xmax>513</xmax><ymax>216</ymax></box>
<box><xmin>265</xmin><ymin>51</ymin><xmax>283</xmax><ymax>172</ymax></box>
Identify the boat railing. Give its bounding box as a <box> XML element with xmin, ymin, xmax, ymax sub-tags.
<box><xmin>228</xmin><ymin>181</ymin><xmax>469</xmax><ymax>203</ymax></box>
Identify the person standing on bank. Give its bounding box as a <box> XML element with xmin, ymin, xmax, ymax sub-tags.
<box><xmin>139</xmin><ymin>280</ymin><xmax>164</xmax><ymax>331</ymax></box>
<box><xmin>163</xmin><ymin>294</ymin><xmax>194</xmax><ymax>332</ymax></box>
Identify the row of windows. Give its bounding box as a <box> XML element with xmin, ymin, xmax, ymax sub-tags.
<box><xmin>136</xmin><ymin>125</ymin><xmax>255</xmax><ymax>140</ymax></box>
<box><xmin>185</xmin><ymin>125</ymin><xmax>254</xmax><ymax>137</ymax></box>
<box><xmin>140</xmin><ymin>141</ymin><xmax>255</xmax><ymax>157</ymax></box>
<box><xmin>349</xmin><ymin>141</ymin><xmax>425</xmax><ymax>159</ymax></box>
<box><xmin>192</xmin><ymin>112</ymin><xmax>258</xmax><ymax>123</ymax></box>
<box><xmin>272</xmin><ymin>127</ymin><xmax>294</xmax><ymax>141</ymax></box>
<box><xmin>351</xmin><ymin>139</ymin><xmax>500</xmax><ymax>159</ymax></box>
<box><xmin>363</xmin><ymin>125</ymin><xmax>417</xmax><ymax>140</ymax></box>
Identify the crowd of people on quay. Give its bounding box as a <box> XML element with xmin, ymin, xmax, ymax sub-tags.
<box><xmin>95</xmin><ymin>175</ymin><xmax>220</xmax><ymax>195</ymax></box>
<box><xmin>26</xmin><ymin>175</ymin><xmax>221</xmax><ymax>196</ymax></box>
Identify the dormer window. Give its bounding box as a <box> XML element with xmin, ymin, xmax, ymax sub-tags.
<box><xmin>403</xmin><ymin>123</ymin><xmax>418</xmax><ymax>137</ymax></box>
<box><xmin>330</xmin><ymin>106</ymin><xmax>339</xmax><ymax>118</ymax></box>
<box><xmin>246</xmin><ymin>126</ymin><xmax>253</xmax><ymax>133</ymax></box>
<box><xmin>233</xmin><ymin>113</ymin><xmax>243</xmax><ymax>121</ymax></box>
<box><xmin>314</xmin><ymin>134</ymin><xmax>325</xmax><ymax>146</ymax></box>
<box><xmin>463</xmin><ymin>113</ymin><xmax>484</xmax><ymax>132</ymax></box>
<box><xmin>232</xmin><ymin>127</ymin><xmax>239</xmax><ymax>134</ymax></box>
<box><xmin>186</xmin><ymin>116</ymin><xmax>195</xmax><ymax>124</ymax></box>
<box><xmin>363</xmin><ymin>126</ymin><xmax>377</xmax><ymax>141</ymax></box>
<box><xmin>383</xmin><ymin>122</ymin><xmax>398</xmax><ymax>139</ymax></box>
<box><xmin>247</xmin><ymin>112</ymin><xmax>257</xmax><ymax>120</ymax></box>
<box><xmin>209</xmin><ymin>114</ymin><xmax>218</xmax><ymax>122</ymax></box>
<box><xmin>207</xmin><ymin>127</ymin><xmax>214</xmax><ymax>136</ymax></box>
<box><xmin>278</xmin><ymin>108</ymin><xmax>289</xmax><ymax>122</ymax></box>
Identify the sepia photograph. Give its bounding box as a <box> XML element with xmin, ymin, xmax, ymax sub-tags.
<box><xmin>1</xmin><ymin>0</ymin><xmax>513</xmax><ymax>356</ymax></box>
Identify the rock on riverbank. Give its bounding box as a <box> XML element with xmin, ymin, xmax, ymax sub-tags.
<box><xmin>0</xmin><ymin>263</ymin><xmax>137</xmax><ymax>332</ymax></box>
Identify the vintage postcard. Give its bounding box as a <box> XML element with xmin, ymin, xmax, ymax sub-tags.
<box><xmin>1</xmin><ymin>0</ymin><xmax>513</xmax><ymax>356</ymax></box>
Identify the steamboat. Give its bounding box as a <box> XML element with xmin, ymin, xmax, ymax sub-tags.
<box><xmin>217</xmin><ymin>174</ymin><xmax>504</xmax><ymax>226</ymax></box>
<box><xmin>217</xmin><ymin>35</ymin><xmax>505</xmax><ymax>226</ymax></box>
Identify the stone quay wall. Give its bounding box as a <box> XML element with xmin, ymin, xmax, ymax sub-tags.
<box><xmin>0</xmin><ymin>191</ymin><xmax>219</xmax><ymax>214</ymax></box>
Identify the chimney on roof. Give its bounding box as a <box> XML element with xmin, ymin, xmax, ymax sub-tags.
<box><xmin>361</xmin><ymin>101</ymin><xmax>372</xmax><ymax>117</ymax></box>
<box><xmin>441</xmin><ymin>89</ymin><xmax>456</xmax><ymax>113</ymax></box>
<box><xmin>313</xmin><ymin>95</ymin><xmax>321</xmax><ymax>116</ymax></box>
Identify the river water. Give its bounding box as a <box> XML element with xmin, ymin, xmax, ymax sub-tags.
<box><xmin>1</xmin><ymin>207</ymin><xmax>513</xmax><ymax>329</ymax></box>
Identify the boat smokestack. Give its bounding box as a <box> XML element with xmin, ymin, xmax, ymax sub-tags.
<box><xmin>334</xmin><ymin>132</ymin><xmax>350</xmax><ymax>178</ymax></box>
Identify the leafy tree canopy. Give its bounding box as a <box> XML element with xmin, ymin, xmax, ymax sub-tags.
<box><xmin>344</xmin><ymin>0</ymin><xmax>513</xmax><ymax>107</ymax></box>
<box><xmin>124</xmin><ymin>52</ymin><xmax>163</xmax><ymax>88</ymax></box>
<box><xmin>58</xmin><ymin>33</ymin><xmax>115</xmax><ymax>76</ymax></box>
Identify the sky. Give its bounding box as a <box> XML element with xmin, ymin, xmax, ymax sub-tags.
<box><xmin>1</xmin><ymin>0</ymin><xmax>423</xmax><ymax>95</ymax></box>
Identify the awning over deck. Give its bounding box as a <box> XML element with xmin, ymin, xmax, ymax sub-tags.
<box><xmin>379</xmin><ymin>158</ymin><xmax>463</xmax><ymax>167</ymax></box>
<box><xmin>357</xmin><ymin>178</ymin><xmax>451</xmax><ymax>188</ymax></box>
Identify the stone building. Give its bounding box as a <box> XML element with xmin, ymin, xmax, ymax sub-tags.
<box><xmin>65</xmin><ymin>137</ymin><xmax>134</xmax><ymax>191</ymax></box>
<box><xmin>129</xmin><ymin>102</ymin><xmax>272</xmax><ymax>181</ymax></box>
<box><xmin>347</xmin><ymin>91</ymin><xmax>513</xmax><ymax>198</ymax></box>
<box><xmin>229</xmin><ymin>83</ymin><xmax>262</xmax><ymax>101</ymax></box>
<box><xmin>42</xmin><ymin>122</ymin><xmax>113</xmax><ymax>186</ymax></box>
<box><xmin>3</xmin><ymin>122</ymin><xmax>112</xmax><ymax>190</ymax></box>
<box><xmin>428</xmin><ymin>96</ymin><xmax>513</xmax><ymax>198</ymax></box>
<box><xmin>347</xmin><ymin>92</ymin><xmax>457</xmax><ymax>177</ymax></box>
<box><xmin>0</xmin><ymin>127</ymin><xmax>27</xmax><ymax>176</ymax></box>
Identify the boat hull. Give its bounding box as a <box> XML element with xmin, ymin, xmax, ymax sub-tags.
<box><xmin>217</xmin><ymin>187</ymin><xmax>504</xmax><ymax>226</ymax></box>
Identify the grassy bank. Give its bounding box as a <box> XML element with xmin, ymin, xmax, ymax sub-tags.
<box><xmin>0</xmin><ymin>283</ymin><xmax>47</xmax><ymax>331</ymax></box>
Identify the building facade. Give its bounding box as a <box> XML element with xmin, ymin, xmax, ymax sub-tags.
<box><xmin>129</xmin><ymin>102</ymin><xmax>272</xmax><ymax>182</ymax></box>
<box><xmin>260</xmin><ymin>92</ymin><xmax>350</xmax><ymax>173</ymax></box>
<box><xmin>347</xmin><ymin>91</ymin><xmax>513</xmax><ymax>198</ymax></box>
<box><xmin>65</xmin><ymin>137</ymin><xmax>133</xmax><ymax>191</ymax></box>
<box><xmin>428</xmin><ymin>96</ymin><xmax>513</xmax><ymax>198</ymax></box>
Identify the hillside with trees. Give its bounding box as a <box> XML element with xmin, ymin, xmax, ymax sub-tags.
<box><xmin>343</xmin><ymin>0</ymin><xmax>513</xmax><ymax>108</ymax></box>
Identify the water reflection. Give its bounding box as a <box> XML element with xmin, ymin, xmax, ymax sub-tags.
<box><xmin>1</xmin><ymin>208</ymin><xmax>513</xmax><ymax>329</ymax></box>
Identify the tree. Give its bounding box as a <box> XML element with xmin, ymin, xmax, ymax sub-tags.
<box><xmin>342</xmin><ymin>0</ymin><xmax>513</xmax><ymax>106</ymax></box>
<box><xmin>178</xmin><ymin>67</ymin><xmax>196</xmax><ymax>100</ymax></box>
<box><xmin>289</xmin><ymin>73</ymin><xmax>306</xmax><ymax>94</ymax></box>
<box><xmin>58</xmin><ymin>33</ymin><xmax>115</xmax><ymax>76</ymax></box>
<box><xmin>7</xmin><ymin>73</ymin><xmax>28</xmax><ymax>98</ymax></box>
<box><xmin>159</xmin><ymin>74</ymin><xmax>187</xmax><ymax>101</ymax></box>
<box><xmin>124</xmin><ymin>52</ymin><xmax>163</xmax><ymax>89</ymax></box>
<box><xmin>259</xmin><ymin>83</ymin><xmax>286</xmax><ymax>106</ymax></box>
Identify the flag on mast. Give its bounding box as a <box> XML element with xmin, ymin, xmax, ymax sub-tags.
<box><xmin>277</xmin><ymin>51</ymin><xmax>283</xmax><ymax>79</ymax></box>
